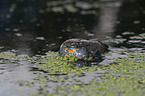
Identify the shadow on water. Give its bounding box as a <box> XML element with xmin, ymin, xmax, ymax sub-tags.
<box><xmin>74</xmin><ymin>57</ymin><xmax>105</xmax><ymax>67</ymax></box>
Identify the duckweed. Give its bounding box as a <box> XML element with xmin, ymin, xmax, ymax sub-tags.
<box><xmin>31</xmin><ymin>50</ymin><xmax>145</xmax><ymax>96</ymax></box>
<box><xmin>0</xmin><ymin>52</ymin><xmax>16</xmax><ymax>60</ymax></box>
<box><xmin>16</xmin><ymin>80</ymin><xmax>34</xmax><ymax>87</ymax></box>
<box><xmin>31</xmin><ymin>51</ymin><xmax>99</xmax><ymax>75</ymax></box>
<box><xmin>0</xmin><ymin>52</ymin><xmax>29</xmax><ymax>60</ymax></box>
<box><xmin>0</xmin><ymin>50</ymin><xmax>145</xmax><ymax>96</ymax></box>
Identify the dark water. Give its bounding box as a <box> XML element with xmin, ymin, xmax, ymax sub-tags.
<box><xmin>0</xmin><ymin>0</ymin><xmax>144</xmax><ymax>55</ymax></box>
<box><xmin>0</xmin><ymin>0</ymin><xmax>145</xmax><ymax>95</ymax></box>
<box><xmin>114</xmin><ymin>0</ymin><xmax>145</xmax><ymax>48</ymax></box>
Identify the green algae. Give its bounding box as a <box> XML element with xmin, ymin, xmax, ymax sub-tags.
<box><xmin>0</xmin><ymin>52</ymin><xmax>29</xmax><ymax>60</ymax></box>
<box><xmin>31</xmin><ymin>51</ymin><xmax>99</xmax><ymax>75</ymax></box>
<box><xmin>30</xmin><ymin>50</ymin><xmax>145</xmax><ymax>96</ymax></box>
<box><xmin>0</xmin><ymin>52</ymin><xmax>16</xmax><ymax>60</ymax></box>
<box><xmin>0</xmin><ymin>50</ymin><xmax>145</xmax><ymax>96</ymax></box>
<box><xmin>15</xmin><ymin>80</ymin><xmax>34</xmax><ymax>87</ymax></box>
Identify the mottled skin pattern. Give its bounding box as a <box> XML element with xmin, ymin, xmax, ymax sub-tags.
<box><xmin>59</xmin><ymin>39</ymin><xmax>108</xmax><ymax>58</ymax></box>
<box><xmin>60</xmin><ymin>47</ymin><xmax>88</xmax><ymax>58</ymax></box>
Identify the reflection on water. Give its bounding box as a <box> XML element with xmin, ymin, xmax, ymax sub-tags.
<box><xmin>74</xmin><ymin>57</ymin><xmax>105</xmax><ymax>67</ymax></box>
<box><xmin>93</xmin><ymin>1</ymin><xmax>121</xmax><ymax>40</ymax></box>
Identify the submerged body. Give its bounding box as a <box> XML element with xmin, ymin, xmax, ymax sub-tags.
<box><xmin>59</xmin><ymin>39</ymin><xmax>108</xmax><ymax>58</ymax></box>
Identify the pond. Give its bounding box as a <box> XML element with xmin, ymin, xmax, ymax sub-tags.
<box><xmin>0</xmin><ymin>0</ymin><xmax>145</xmax><ymax>96</ymax></box>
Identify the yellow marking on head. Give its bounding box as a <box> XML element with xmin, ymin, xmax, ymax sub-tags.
<box><xmin>65</xmin><ymin>55</ymin><xmax>70</xmax><ymax>58</ymax></box>
<box><xmin>68</xmin><ymin>49</ymin><xmax>79</xmax><ymax>54</ymax></box>
<box><xmin>65</xmin><ymin>48</ymin><xmax>68</xmax><ymax>52</ymax></box>
<box><xmin>68</xmin><ymin>50</ymin><xmax>75</xmax><ymax>54</ymax></box>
